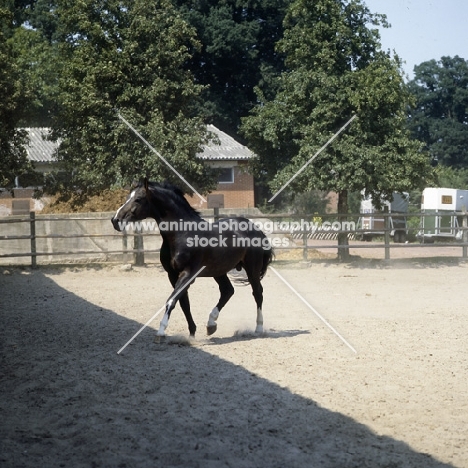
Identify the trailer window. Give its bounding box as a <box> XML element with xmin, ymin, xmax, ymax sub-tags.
<box><xmin>441</xmin><ymin>195</ymin><xmax>452</xmax><ymax>205</ymax></box>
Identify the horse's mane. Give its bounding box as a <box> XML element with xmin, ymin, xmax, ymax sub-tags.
<box><xmin>147</xmin><ymin>181</ymin><xmax>201</xmax><ymax>218</ymax></box>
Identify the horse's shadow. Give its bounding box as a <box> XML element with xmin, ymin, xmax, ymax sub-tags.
<box><xmin>203</xmin><ymin>328</ymin><xmax>310</xmax><ymax>346</ymax></box>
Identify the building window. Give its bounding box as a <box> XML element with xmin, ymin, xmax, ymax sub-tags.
<box><xmin>217</xmin><ymin>167</ymin><xmax>234</xmax><ymax>184</ymax></box>
<box><xmin>441</xmin><ymin>195</ymin><xmax>452</xmax><ymax>205</ymax></box>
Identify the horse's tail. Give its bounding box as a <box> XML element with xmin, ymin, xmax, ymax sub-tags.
<box><xmin>259</xmin><ymin>245</ymin><xmax>274</xmax><ymax>280</ymax></box>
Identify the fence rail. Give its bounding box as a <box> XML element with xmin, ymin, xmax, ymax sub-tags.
<box><xmin>0</xmin><ymin>211</ymin><xmax>467</xmax><ymax>267</ymax></box>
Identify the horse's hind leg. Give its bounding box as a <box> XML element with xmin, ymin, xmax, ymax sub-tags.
<box><xmin>244</xmin><ymin>260</ymin><xmax>264</xmax><ymax>333</ymax></box>
<box><xmin>207</xmin><ymin>274</ymin><xmax>234</xmax><ymax>335</ymax></box>
<box><xmin>179</xmin><ymin>291</ymin><xmax>196</xmax><ymax>337</ymax></box>
<box><xmin>249</xmin><ymin>278</ymin><xmax>264</xmax><ymax>333</ymax></box>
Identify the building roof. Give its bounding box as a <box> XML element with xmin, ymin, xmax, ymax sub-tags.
<box><xmin>197</xmin><ymin>124</ymin><xmax>255</xmax><ymax>161</ymax></box>
<box><xmin>24</xmin><ymin>124</ymin><xmax>254</xmax><ymax>163</ymax></box>
<box><xmin>24</xmin><ymin>128</ymin><xmax>58</xmax><ymax>163</ymax></box>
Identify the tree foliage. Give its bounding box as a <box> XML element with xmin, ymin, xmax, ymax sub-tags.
<box><xmin>434</xmin><ymin>165</ymin><xmax>468</xmax><ymax>189</ymax></box>
<box><xmin>407</xmin><ymin>56</ymin><xmax>468</xmax><ymax>168</ymax></box>
<box><xmin>6</xmin><ymin>0</ymin><xmax>462</xmax><ymax>209</ymax></box>
<box><xmin>174</xmin><ymin>0</ymin><xmax>289</xmax><ymax>137</ymax></box>
<box><xmin>11</xmin><ymin>25</ymin><xmax>59</xmax><ymax>127</ymax></box>
<box><xmin>46</xmin><ymin>0</ymin><xmax>216</xmax><ymax>196</ymax></box>
<box><xmin>242</xmin><ymin>0</ymin><xmax>432</xmax><ymax>204</ymax></box>
<box><xmin>241</xmin><ymin>0</ymin><xmax>433</xmax><ymax>259</ymax></box>
<box><xmin>0</xmin><ymin>5</ymin><xmax>33</xmax><ymax>188</ymax></box>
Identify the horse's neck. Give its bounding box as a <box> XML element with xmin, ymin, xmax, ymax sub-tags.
<box><xmin>148</xmin><ymin>188</ymin><xmax>202</xmax><ymax>234</ymax></box>
<box><xmin>153</xmin><ymin>207</ymin><xmax>203</xmax><ymax>240</ymax></box>
<box><xmin>150</xmin><ymin>189</ymin><xmax>201</xmax><ymax>223</ymax></box>
<box><xmin>159</xmin><ymin>211</ymin><xmax>203</xmax><ymax>228</ymax></box>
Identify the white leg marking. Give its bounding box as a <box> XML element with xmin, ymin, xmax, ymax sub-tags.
<box><xmin>207</xmin><ymin>307</ymin><xmax>219</xmax><ymax>327</ymax></box>
<box><xmin>255</xmin><ymin>307</ymin><xmax>263</xmax><ymax>333</ymax></box>
<box><xmin>157</xmin><ymin>312</ymin><xmax>169</xmax><ymax>336</ymax></box>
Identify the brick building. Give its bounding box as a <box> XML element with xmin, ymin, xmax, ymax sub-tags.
<box><xmin>187</xmin><ymin>125</ymin><xmax>255</xmax><ymax>210</ymax></box>
<box><xmin>1</xmin><ymin>125</ymin><xmax>256</xmax><ymax>215</ymax></box>
<box><xmin>0</xmin><ymin>128</ymin><xmax>59</xmax><ymax>215</ymax></box>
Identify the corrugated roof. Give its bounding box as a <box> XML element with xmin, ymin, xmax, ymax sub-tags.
<box><xmin>24</xmin><ymin>128</ymin><xmax>58</xmax><ymax>163</ymax></box>
<box><xmin>197</xmin><ymin>124</ymin><xmax>254</xmax><ymax>161</ymax></box>
<box><xmin>23</xmin><ymin>125</ymin><xmax>254</xmax><ymax>163</ymax></box>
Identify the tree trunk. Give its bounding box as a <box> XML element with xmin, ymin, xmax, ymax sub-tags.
<box><xmin>337</xmin><ymin>190</ymin><xmax>350</xmax><ymax>262</ymax></box>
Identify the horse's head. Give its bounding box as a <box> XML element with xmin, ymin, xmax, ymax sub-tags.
<box><xmin>111</xmin><ymin>179</ymin><xmax>152</xmax><ymax>231</ymax></box>
<box><xmin>111</xmin><ymin>178</ymin><xmax>200</xmax><ymax>232</ymax></box>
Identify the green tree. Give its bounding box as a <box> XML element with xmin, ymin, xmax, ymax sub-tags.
<box><xmin>10</xmin><ymin>25</ymin><xmax>59</xmax><ymax>126</ymax></box>
<box><xmin>434</xmin><ymin>165</ymin><xmax>468</xmax><ymax>189</ymax></box>
<box><xmin>22</xmin><ymin>0</ymin><xmax>60</xmax><ymax>42</ymax></box>
<box><xmin>46</xmin><ymin>0</ymin><xmax>215</xmax><ymax>197</ymax></box>
<box><xmin>174</xmin><ymin>0</ymin><xmax>289</xmax><ymax>137</ymax></box>
<box><xmin>1</xmin><ymin>1</ymin><xmax>60</xmax><ymax>127</ymax></box>
<box><xmin>242</xmin><ymin>0</ymin><xmax>432</xmax><ymax>260</ymax></box>
<box><xmin>9</xmin><ymin>0</ymin><xmax>59</xmax><ymax>40</ymax></box>
<box><xmin>407</xmin><ymin>56</ymin><xmax>468</xmax><ymax>168</ymax></box>
<box><xmin>0</xmin><ymin>6</ymin><xmax>33</xmax><ymax>188</ymax></box>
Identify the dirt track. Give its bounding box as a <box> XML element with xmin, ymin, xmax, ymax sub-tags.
<box><xmin>1</xmin><ymin>259</ymin><xmax>467</xmax><ymax>467</ymax></box>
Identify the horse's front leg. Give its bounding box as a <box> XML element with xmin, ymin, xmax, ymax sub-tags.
<box><xmin>207</xmin><ymin>275</ymin><xmax>235</xmax><ymax>335</ymax></box>
<box><xmin>157</xmin><ymin>267</ymin><xmax>201</xmax><ymax>339</ymax></box>
<box><xmin>167</xmin><ymin>269</ymin><xmax>196</xmax><ymax>337</ymax></box>
<box><xmin>156</xmin><ymin>296</ymin><xmax>174</xmax><ymax>339</ymax></box>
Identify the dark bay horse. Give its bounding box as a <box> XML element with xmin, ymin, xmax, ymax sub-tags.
<box><xmin>111</xmin><ymin>179</ymin><xmax>273</xmax><ymax>339</ymax></box>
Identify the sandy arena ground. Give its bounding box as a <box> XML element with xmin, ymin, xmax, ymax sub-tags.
<box><xmin>1</xmin><ymin>258</ymin><xmax>467</xmax><ymax>467</ymax></box>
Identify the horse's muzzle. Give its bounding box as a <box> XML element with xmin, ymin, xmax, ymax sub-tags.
<box><xmin>111</xmin><ymin>217</ymin><xmax>122</xmax><ymax>232</ymax></box>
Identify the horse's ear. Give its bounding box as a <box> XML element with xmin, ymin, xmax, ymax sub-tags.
<box><xmin>144</xmin><ymin>177</ymin><xmax>149</xmax><ymax>191</ymax></box>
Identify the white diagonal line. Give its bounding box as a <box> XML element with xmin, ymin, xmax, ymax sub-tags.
<box><xmin>117</xmin><ymin>112</ymin><xmax>207</xmax><ymax>203</ymax></box>
<box><xmin>268</xmin><ymin>114</ymin><xmax>357</xmax><ymax>202</ymax></box>
<box><xmin>117</xmin><ymin>265</ymin><xmax>206</xmax><ymax>354</ymax></box>
<box><xmin>269</xmin><ymin>266</ymin><xmax>357</xmax><ymax>354</ymax></box>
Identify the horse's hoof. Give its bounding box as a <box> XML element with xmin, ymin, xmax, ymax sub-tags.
<box><xmin>154</xmin><ymin>335</ymin><xmax>166</xmax><ymax>344</ymax></box>
<box><xmin>207</xmin><ymin>324</ymin><xmax>217</xmax><ymax>336</ymax></box>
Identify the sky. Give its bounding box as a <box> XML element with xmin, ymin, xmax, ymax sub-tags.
<box><xmin>363</xmin><ymin>0</ymin><xmax>468</xmax><ymax>80</ymax></box>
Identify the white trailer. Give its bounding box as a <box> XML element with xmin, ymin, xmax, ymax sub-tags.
<box><xmin>417</xmin><ymin>187</ymin><xmax>468</xmax><ymax>242</ymax></box>
<box><xmin>358</xmin><ymin>192</ymin><xmax>409</xmax><ymax>243</ymax></box>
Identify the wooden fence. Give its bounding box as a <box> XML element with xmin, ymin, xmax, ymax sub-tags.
<box><xmin>1</xmin><ymin>211</ymin><xmax>467</xmax><ymax>267</ymax></box>
<box><xmin>0</xmin><ymin>213</ymin><xmax>159</xmax><ymax>267</ymax></box>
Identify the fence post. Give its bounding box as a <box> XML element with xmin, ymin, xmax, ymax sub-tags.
<box><xmin>122</xmin><ymin>230</ymin><xmax>128</xmax><ymax>264</ymax></box>
<box><xmin>30</xmin><ymin>211</ymin><xmax>37</xmax><ymax>268</ymax></box>
<box><xmin>463</xmin><ymin>211</ymin><xmax>467</xmax><ymax>259</ymax></box>
<box><xmin>302</xmin><ymin>227</ymin><xmax>308</xmax><ymax>261</ymax></box>
<box><xmin>384</xmin><ymin>212</ymin><xmax>390</xmax><ymax>260</ymax></box>
<box><xmin>133</xmin><ymin>226</ymin><xmax>145</xmax><ymax>266</ymax></box>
